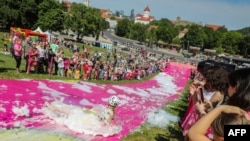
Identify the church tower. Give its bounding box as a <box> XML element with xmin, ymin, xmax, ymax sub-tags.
<box><xmin>84</xmin><ymin>0</ymin><xmax>89</xmax><ymax>7</ymax></box>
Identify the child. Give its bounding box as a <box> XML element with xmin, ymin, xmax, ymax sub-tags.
<box><xmin>66</xmin><ymin>67</ymin><xmax>73</xmax><ymax>77</ymax></box>
<box><xmin>82</xmin><ymin>60</ymin><xmax>89</xmax><ymax>80</ymax></box>
<box><xmin>3</xmin><ymin>41</ymin><xmax>8</xmax><ymax>52</ymax></box>
<box><xmin>74</xmin><ymin>61</ymin><xmax>81</xmax><ymax>80</ymax></box>
<box><xmin>57</xmin><ymin>54</ymin><xmax>64</xmax><ymax>76</ymax></box>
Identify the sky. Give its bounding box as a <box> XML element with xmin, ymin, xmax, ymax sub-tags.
<box><xmin>70</xmin><ymin>0</ymin><xmax>250</xmax><ymax>30</ymax></box>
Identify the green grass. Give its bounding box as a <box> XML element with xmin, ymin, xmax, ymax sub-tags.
<box><xmin>0</xmin><ymin>31</ymin><xmax>189</xmax><ymax>140</ymax></box>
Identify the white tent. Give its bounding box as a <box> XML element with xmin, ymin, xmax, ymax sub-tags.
<box><xmin>44</xmin><ymin>31</ymin><xmax>55</xmax><ymax>42</ymax></box>
<box><xmin>33</xmin><ymin>27</ymin><xmax>44</xmax><ymax>33</ymax></box>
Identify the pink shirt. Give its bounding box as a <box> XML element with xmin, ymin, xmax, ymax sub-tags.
<box><xmin>14</xmin><ymin>42</ymin><xmax>22</xmax><ymax>56</ymax></box>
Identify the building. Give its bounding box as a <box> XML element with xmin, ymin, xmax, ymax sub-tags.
<box><xmin>205</xmin><ymin>24</ymin><xmax>225</xmax><ymax>31</ymax></box>
<box><xmin>170</xmin><ymin>16</ymin><xmax>202</xmax><ymax>27</ymax></box>
<box><xmin>57</xmin><ymin>0</ymin><xmax>71</xmax><ymax>11</ymax></box>
<box><xmin>105</xmin><ymin>18</ymin><xmax>118</xmax><ymax>29</ymax></box>
<box><xmin>99</xmin><ymin>9</ymin><xmax>118</xmax><ymax>29</ymax></box>
<box><xmin>100</xmin><ymin>9</ymin><xmax>112</xmax><ymax>19</ymax></box>
<box><xmin>83</xmin><ymin>0</ymin><xmax>89</xmax><ymax>7</ymax></box>
<box><xmin>134</xmin><ymin>6</ymin><xmax>154</xmax><ymax>24</ymax></box>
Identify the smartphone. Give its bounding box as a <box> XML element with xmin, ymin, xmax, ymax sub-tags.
<box><xmin>199</xmin><ymin>88</ymin><xmax>204</xmax><ymax>103</ymax></box>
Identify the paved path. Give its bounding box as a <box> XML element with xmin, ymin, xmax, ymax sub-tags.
<box><xmin>103</xmin><ymin>31</ymin><xmax>201</xmax><ymax>63</ymax></box>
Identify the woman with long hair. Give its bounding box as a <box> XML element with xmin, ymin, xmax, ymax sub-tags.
<box><xmin>13</xmin><ymin>37</ymin><xmax>23</xmax><ymax>73</ymax></box>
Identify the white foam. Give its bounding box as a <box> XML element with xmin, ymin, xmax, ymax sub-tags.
<box><xmin>38</xmin><ymin>82</ymin><xmax>68</xmax><ymax>98</ymax></box>
<box><xmin>0</xmin><ymin>84</ymin><xmax>7</xmax><ymax>89</ymax></box>
<box><xmin>0</xmin><ymin>121</ymin><xmax>7</xmax><ymax>127</ymax></box>
<box><xmin>111</xmin><ymin>73</ymin><xmax>177</xmax><ymax>97</ymax></box>
<box><xmin>43</xmin><ymin>101</ymin><xmax>122</xmax><ymax>137</ymax></box>
<box><xmin>15</xmin><ymin>93</ymin><xmax>23</xmax><ymax>97</ymax></box>
<box><xmin>107</xmin><ymin>89</ymin><xmax>117</xmax><ymax>94</ymax></box>
<box><xmin>12</xmin><ymin>104</ymin><xmax>30</xmax><ymax>117</ymax></box>
<box><xmin>0</xmin><ymin>104</ymin><xmax>6</xmax><ymax>112</ymax></box>
<box><xmin>146</xmin><ymin>109</ymin><xmax>179</xmax><ymax>128</ymax></box>
<box><xmin>79</xmin><ymin>99</ymin><xmax>94</xmax><ymax>106</ymax></box>
<box><xmin>72</xmin><ymin>83</ymin><xmax>93</xmax><ymax>93</ymax></box>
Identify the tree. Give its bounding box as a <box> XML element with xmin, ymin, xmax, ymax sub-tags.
<box><xmin>158</xmin><ymin>18</ymin><xmax>174</xmax><ymax>27</ymax></box>
<box><xmin>217</xmin><ymin>26</ymin><xmax>228</xmax><ymax>33</ymax></box>
<box><xmin>156</xmin><ymin>26</ymin><xmax>171</xmax><ymax>43</ymax></box>
<box><xmin>37</xmin><ymin>0</ymin><xmax>61</xmax><ymax>18</ymax></box>
<box><xmin>0</xmin><ymin>5</ymin><xmax>10</xmax><ymax>29</ymax></box>
<box><xmin>153</xmin><ymin>18</ymin><xmax>178</xmax><ymax>44</ymax></box>
<box><xmin>129</xmin><ymin>23</ymin><xmax>147</xmax><ymax>42</ymax></box>
<box><xmin>83</xmin><ymin>7</ymin><xmax>103</xmax><ymax>39</ymax></box>
<box><xmin>68</xmin><ymin>3</ymin><xmax>103</xmax><ymax>40</ymax></box>
<box><xmin>36</xmin><ymin>0</ymin><xmax>64</xmax><ymax>31</ymax></box>
<box><xmin>236</xmin><ymin>27</ymin><xmax>250</xmax><ymax>36</ymax></box>
<box><xmin>37</xmin><ymin>8</ymin><xmax>64</xmax><ymax>31</ymax></box>
<box><xmin>145</xmin><ymin>27</ymin><xmax>157</xmax><ymax>47</ymax></box>
<box><xmin>19</xmin><ymin>0</ymin><xmax>38</xmax><ymax>29</ymax></box>
<box><xmin>183</xmin><ymin>25</ymin><xmax>205</xmax><ymax>50</ymax></box>
<box><xmin>221</xmin><ymin>31</ymin><xmax>243</xmax><ymax>54</ymax></box>
<box><xmin>238</xmin><ymin>35</ymin><xmax>250</xmax><ymax>57</ymax></box>
<box><xmin>63</xmin><ymin>12</ymin><xmax>73</xmax><ymax>34</ymax></box>
<box><xmin>68</xmin><ymin>3</ymin><xmax>88</xmax><ymax>38</ymax></box>
<box><xmin>61</xmin><ymin>1</ymin><xmax>68</xmax><ymax>12</ymax></box>
<box><xmin>203</xmin><ymin>26</ymin><xmax>224</xmax><ymax>50</ymax></box>
<box><xmin>0</xmin><ymin>0</ymin><xmax>21</xmax><ymax>29</ymax></box>
<box><xmin>115</xmin><ymin>18</ymin><xmax>131</xmax><ymax>37</ymax></box>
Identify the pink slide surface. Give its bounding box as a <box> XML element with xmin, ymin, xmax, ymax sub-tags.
<box><xmin>0</xmin><ymin>62</ymin><xmax>193</xmax><ymax>141</ymax></box>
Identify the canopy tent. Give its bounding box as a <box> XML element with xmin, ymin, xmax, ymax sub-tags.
<box><xmin>34</xmin><ymin>27</ymin><xmax>45</xmax><ymax>34</ymax></box>
<box><xmin>189</xmin><ymin>46</ymin><xmax>201</xmax><ymax>51</ymax></box>
<box><xmin>10</xmin><ymin>27</ymin><xmax>47</xmax><ymax>42</ymax></box>
<box><xmin>83</xmin><ymin>36</ymin><xmax>96</xmax><ymax>42</ymax></box>
<box><xmin>157</xmin><ymin>40</ymin><xmax>168</xmax><ymax>45</ymax></box>
<box><xmin>204</xmin><ymin>49</ymin><xmax>216</xmax><ymax>53</ymax></box>
<box><xmin>44</xmin><ymin>30</ymin><xmax>55</xmax><ymax>42</ymax></box>
<box><xmin>33</xmin><ymin>27</ymin><xmax>56</xmax><ymax>42</ymax></box>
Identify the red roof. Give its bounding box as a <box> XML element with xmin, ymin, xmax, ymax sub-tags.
<box><xmin>144</xmin><ymin>6</ymin><xmax>150</xmax><ymax>12</ymax></box>
<box><xmin>136</xmin><ymin>14</ymin><xmax>143</xmax><ymax>17</ymax></box>
<box><xmin>205</xmin><ymin>24</ymin><xmax>224</xmax><ymax>31</ymax></box>
<box><xmin>100</xmin><ymin>9</ymin><xmax>111</xmax><ymax>19</ymax></box>
<box><xmin>135</xmin><ymin>14</ymin><xmax>154</xmax><ymax>21</ymax></box>
<box><xmin>100</xmin><ymin>9</ymin><xmax>109</xmax><ymax>13</ymax></box>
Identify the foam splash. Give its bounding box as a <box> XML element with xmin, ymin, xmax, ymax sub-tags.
<box><xmin>43</xmin><ymin>101</ymin><xmax>122</xmax><ymax>137</ymax></box>
<box><xmin>146</xmin><ymin>109</ymin><xmax>179</xmax><ymax>128</ymax></box>
<box><xmin>0</xmin><ymin>104</ymin><xmax>6</xmax><ymax>112</ymax></box>
<box><xmin>12</xmin><ymin>104</ymin><xmax>30</xmax><ymax>118</ymax></box>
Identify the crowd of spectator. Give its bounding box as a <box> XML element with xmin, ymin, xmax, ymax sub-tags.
<box><xmin>9</xmin><ymin>31</ymin><xmax>169</xmax><ymax>81</ymax></box>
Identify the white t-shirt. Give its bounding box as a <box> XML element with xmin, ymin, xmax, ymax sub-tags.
<box><xmin>57</xmin><ymin>57</ymin><xmax>64</xmax><ymax>68</ymax></box>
